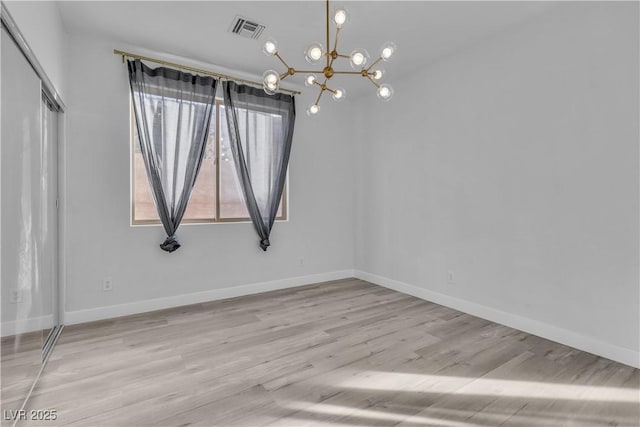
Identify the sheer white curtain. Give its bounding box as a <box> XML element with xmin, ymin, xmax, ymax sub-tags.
<box><xmin>223</xmin><ymin>81</ymin><xmax>295</xmax><ymax>250</ymax></box>
<box><xmin>128</xmin><ymin>59</ymin><xmax>217</xmax><ymax>252</ymax></box>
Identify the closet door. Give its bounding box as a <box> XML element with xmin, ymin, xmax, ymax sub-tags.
<box><xmin>0</xmin><ymin>27</ymin><xmax>45</xmax><ymax>419</ymax></box>
<box><xmin>41</xmin><ymin>96</ymin><xmax>60</xmax><ymax>358</ymax></box>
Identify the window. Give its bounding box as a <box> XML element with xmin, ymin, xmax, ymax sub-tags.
<box><xmin>131</xmin><ymin>99</ymin><xmax>287</xmax><ymax>225</ymax></box>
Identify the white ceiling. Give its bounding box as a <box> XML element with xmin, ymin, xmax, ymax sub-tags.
<box><xmin>57</xmin><ymin>1</ymin><xmax>556</xmax><ymax>93</ymax></box>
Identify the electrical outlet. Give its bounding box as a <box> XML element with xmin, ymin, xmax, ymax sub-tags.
<box><xmin>447</xmin><ymin>271</ymin><xmax>455</xmax><ymax>284</ymax></box>
<box><xmin>9</xmin><ymin>289</ymin><xmax>22</xmax><ymax>304</ymax></box>
<box><xmin>103</xmin><ymin>277</ymin><xmax>113</xmax><ymax>292</ymax></box>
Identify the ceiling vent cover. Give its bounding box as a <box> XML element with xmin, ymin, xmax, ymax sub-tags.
<box><xmin>228</xmin><ymin>16</ymin><xmax>266</xmax><ymax>39</ymax></box>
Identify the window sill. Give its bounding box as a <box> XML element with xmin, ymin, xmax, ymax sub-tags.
<box><xmin>130</xmin><ymin>218</ymin><xmax>289</xmax><ymax>228</ymax></box>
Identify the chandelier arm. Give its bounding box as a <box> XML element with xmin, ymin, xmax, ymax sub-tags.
<box><xmin>274</xmin><ymin>52</ymin><xmax>291</xmax><ymax>69</ymax></box>
<box><xmin>325</xmin><ymin>85</ymin><xmax>338</xmax><ymax>95</ymax></box>
<box><xmin>326</xmin><ymin>0</ymin><xmax>330</xmax><ymax>68</ymax></box>
<box><xmin>332</xmin><ymin>70</ymin><xmax>367</xmax><ymax>75</ymax></box>
<box><xmin>333</xmin><ymin>27</ymin><xmax>341</xmax><ymax>54</ymax></box>
<box><xmin>328</xmin><ymin>27</ymin><xmax>341</xmax><ymax>69</ymax></box>
<box><xmin>294</xmin><ymin>70</ymin><xmax>325</xmax><ymax>74</ymax></box>
<box><xmin>366</xmin><ymin>57</ymin><xmax>383</xmax><ymax>72</ymax></box>
<box><xmin>279</xmin><ymin>72</ymin><xmax>290</xmax><ymax>80</ymax></box>
<box><xmin>366</xmin><ymin>74</ymin><xmax>381</xmax><ymax>88</ymax></box>
<box><xmin>314</xmin><ymin>86</ymin><xmax>325</xmax><ymax>106</ymax></box>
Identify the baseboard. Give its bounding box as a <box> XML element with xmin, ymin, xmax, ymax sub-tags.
<box><xmin>1</xmin><ymin>314</ymin><xmax>54</xmax><ymax>337</ymax></box>
<box><xmin>64</xmin><ymin>269</ymin><xmax>355</xmax><ymax>325</ymax></box>
<box><xmin>354</xmin><ymin>270</ymin><xmax>640</xmax><ymax>369</ymax></box>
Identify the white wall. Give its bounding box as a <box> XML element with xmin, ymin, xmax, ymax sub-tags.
<box><xmin>3</xmin><ymin>1</ymin><xmax>67</xmax><ymax>100</ymax></box>
<box><xmin>355</xmin><ymin>2</ymin><xmax>639</xmax><ymax>366</ymax></box>
<box><xmin>62</xmin><ymin>34</ymin><xmax>355</xmax><ymax>321</ymax></box>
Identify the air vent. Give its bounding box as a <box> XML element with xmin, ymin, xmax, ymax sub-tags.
<box><xmin>228</xmin><ymin>16</ymin><xmax>266</xmax><ymax>39</ymax></box>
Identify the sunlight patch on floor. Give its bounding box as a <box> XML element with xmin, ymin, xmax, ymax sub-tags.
<box><xmin>284</xmin><ymin>401</ymin><xmax>480</xmax><ymax>426</ymax></box>
<box><xmin>332</xmin><ymin>370</ymin><xmax>639</xmax><ymax>402</ymax></box>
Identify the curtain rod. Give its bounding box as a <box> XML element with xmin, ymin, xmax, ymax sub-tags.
<box><xmin>113</xmin><ymin>49</ymin><xmax>301</xmax><ymax>95</ymax></box>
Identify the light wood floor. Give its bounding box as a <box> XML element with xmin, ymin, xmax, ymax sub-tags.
<box><xmin>7</xmin><ymin>278</ymin><xmax>640</xmax><ymax>426</ymax></box>
<box><xmin>2</xmin><ymin>331</ymin><xmax>43</xmax><ymax>424</ymax></box>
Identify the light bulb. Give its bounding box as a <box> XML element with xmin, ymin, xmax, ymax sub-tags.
<box><xmin>372</xmin><ymin>69</ymin><xmax>384</xmax><ymax>80</ymax></box>
<box><xmin>380</xmin><ymin>41</ymin><xmax>397</xmax><ymax>61</ymax></box>
<box><xmin>306</xmin><ymin>104</ymin><xmax>320</xmax><ymax>116</ymax></box>
<box><xmin>266</xmin><ymin>74</ymin><xmax>278</xmax><ymax>84</ymax></box>
<box><xmin>262</xmin><ymin>70</ymin><xmax>280</xmax><ymax>95</ymax></box>
<box><xmin>333</xmin><ymin>8</ymin><xmax>348</xmax><ymax>27</ymax></box>
<box><xmin>305</xmin><ymin>75</ymin><xmax>317</xmax><ymax>87</ymax></box>
<box><xmin>349</xmin><ymin>49</ymin><xmax>369</xmax><ymax>69</ymax></box>
<box><xmin>332</xmin><ymin>88</ymin><xmax>346</xmax><ymax>102</ymax></box>
<box><xmin>262</xmin><ymin>39</ymin><xmax>278</xmax><ymax>56</ymax></box>
<box><xmin>305</xmin><ymin>42</ymin><xmax>324</xmax><ymax>63</ymax></box>
<box><xmin>309</xmin><ymin>47</ymin><xmax>322</xmax><ymax>60</ymax></box>
<box><xmin>376</xmin><ymin>84</ymin><xmax>394</xmax><ymax>101</ymax></box>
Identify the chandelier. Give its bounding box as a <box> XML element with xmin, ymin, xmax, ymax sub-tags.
<box><xmin>261</xmin><ymin>0</ymin><xmax>396</xmax><ymax>116</ymax></box>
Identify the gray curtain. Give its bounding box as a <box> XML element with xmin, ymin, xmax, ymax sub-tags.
<box><xmin>128</xmin><ymin>60</ymin><xmax>217</xmax><ymax>252</ymax></box>
<box><xmin>223</xmin><ymin>81</ymin><xmax>295</xmax><ymax>251</ymax></box>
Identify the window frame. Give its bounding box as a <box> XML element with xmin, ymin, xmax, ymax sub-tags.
<box><xmin>130</xmin><ymin>98</ymin><xmax>288</xmax><ymax>226</ymax></box>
